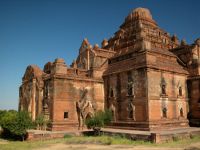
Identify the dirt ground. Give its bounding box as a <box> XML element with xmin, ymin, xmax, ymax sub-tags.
<box><xmin>0</xmin><ymin>140</ymin><xmax>8</xmax><ymax>144</ymax></box>
<box><xmin>35</xmin><ymin>142</ymin><xmax>200</xmax><ymax>150</ymax></box>
<box><xmin>0</xmin><ymin>139</ymin><xmax>200</xmax><ymax>150</ymax></box>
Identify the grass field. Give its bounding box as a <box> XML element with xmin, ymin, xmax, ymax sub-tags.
<box><xmin>0</xmin><ymin>135</ymin><xmax>200</xmax><ymax>150</ymax></box>
<box><xmin>0</xmin><ymin>138</ymin><xmax>67</xmax><ymax>150</ymax></box>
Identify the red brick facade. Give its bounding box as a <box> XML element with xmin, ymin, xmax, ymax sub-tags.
<box><xmin>19</xmin><ymin>7</ymin><xmax>200</xmax><ymax>131</ymax></box>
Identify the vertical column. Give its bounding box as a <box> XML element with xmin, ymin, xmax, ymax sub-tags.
<box><xmin>197</xmin><ymin>45</ymin><xmax>200</xmax><ymax>75</ymax></box>
<box><xmin>38</xmin><ymin>87</ymin><xmax>43</xmax><ymax>116</ymax></box>
<box><xmin>32</xmin><ymin>79</ymin><xmax>36</xmax><ymax>120</ymax></box>
<box><xmin>146</xmin><ymin>69</ymin><xmax>150</xmax><ymax>121</ymax></box>
<box><xmin>87</xmin><ymin>49</ymin><xmax>90</xmax><ymax>70</ymax></box>
<box><xmin>116</xmin><ymin>73</ymin><xmax>121</xmax><ymax>120</ymax></box>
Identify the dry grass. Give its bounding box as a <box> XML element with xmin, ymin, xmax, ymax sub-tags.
<box><xmin>0</xmin><ymin>135</ymin><xmax>200</xmax><ymax>150</ymax></box>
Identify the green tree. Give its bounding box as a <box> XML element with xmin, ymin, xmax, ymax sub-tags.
<box><xmin>0</xmin><ymin>110</ymin><xmax>18</xmax><ymax>125</ymax></box>
<box><xmin>13</xmin><ymin>111</ymin><xmax>34</xmax><ymax>141</ymax></box>
<box><xmin>0</xmin><ymin>110</ymin><xmax>7</xmax><ymax>127</ymax></box>
<box><xmin>1</xmin><ymin>111</ymin><xmax>34</xmax><ymax>141</ymax></box>
<box><xmin>0</xmin><ymin>110</ymin><xmax>17</xmax><ymax>128</ymax></box>
<box><xmin>85</xmin><ymin>110</ymin><xmax>112</xmax><ymax>135</ymax></box>
<box><xmin>1</xmin><ymin>110</ymin><xmax>18</xmax><ymax>139</ymax></box>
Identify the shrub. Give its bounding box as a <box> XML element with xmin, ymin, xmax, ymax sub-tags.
<box><xmin>64</xmin><ymin>134</ymin><xmax>72</xmax><ymax>138</ymax></box>
<box><xmin>1</xmin><ymin>111</ymin><xmax>34</xmax><ymax>141</ymax></box>
<box><xmin>34</xmin><ymin>114</ymin><xmax>50</xmax><ymax>130</ymax></box>
<box><xmin>1</xmin><ymin>110</ymin><xmax>18</xmax><ymax>139</ymax></box>
<box><xmin>85</xmin><ymin>110</ymin><xmax>112</xmax><ymax>135</ymax></box>
<box><xmin>0</xmin><ymin>110</ymin><xmax>7</xmax><ymax>125</ymax></box>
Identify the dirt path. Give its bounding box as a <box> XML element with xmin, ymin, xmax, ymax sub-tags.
<box><xmin>34</xmin><ymin>143</ymin><xmax>200</xmax><ymax>150</ymax></box>
<box><xmin>0</xmin><ymin>139</ymin><xmax>8</xmax><ymax>145</ymax></box>
<box><xmin>184</xmin><ymin>142</ymin><xmax>200</xmax><ymax>150</ymax></box>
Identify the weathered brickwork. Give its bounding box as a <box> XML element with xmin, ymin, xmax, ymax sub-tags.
<box><xmin>19</xmin><ymin>41</ymin><xmax>112</xmax><ymax>131</ymax></box>
<box><xmin>19</xmin><ymin>7</ymin><xmax>200</xmax><ymax>131</ymax></box>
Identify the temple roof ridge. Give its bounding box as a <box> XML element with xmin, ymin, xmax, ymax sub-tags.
<box><xmin>126</xmin><ymin>7</ymin><xmax>153</xmax><ymax>21</ymax></box>
<box><xmin>22</xmin><ymin>65</ymin><xmax>43</xmax><ymax>81</ymax></box>
<box><xmin>103</xmin><ymin>7</ymin><xmax>180</xmax><ymax>52</ymax></box>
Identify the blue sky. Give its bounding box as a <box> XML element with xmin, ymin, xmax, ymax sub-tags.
<box><xmin>0</xmin><ymin>0</ymin><xmax>200</xmax><ymax>110</ymax></box>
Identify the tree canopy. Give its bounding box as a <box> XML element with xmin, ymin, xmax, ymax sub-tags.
<box><xmin>1</xmin><ymin>110</ymin><xmax>34</xmax><ymax>141</ymax></box>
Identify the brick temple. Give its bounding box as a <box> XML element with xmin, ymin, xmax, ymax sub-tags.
<box><xmin>19</xmin><ymin>8</ymin><xmax>200</xmax><ymax>131</ymax></box>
